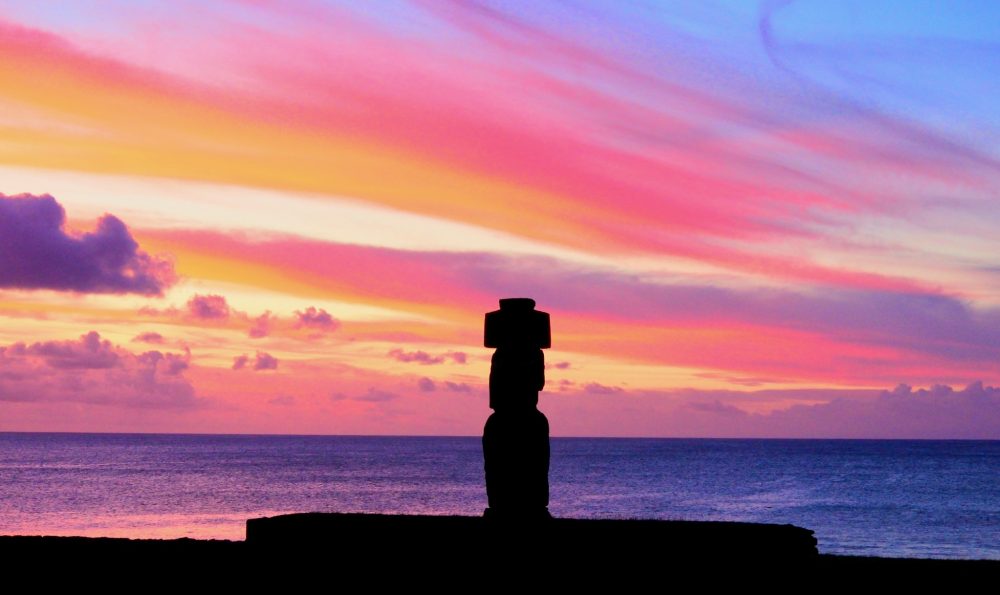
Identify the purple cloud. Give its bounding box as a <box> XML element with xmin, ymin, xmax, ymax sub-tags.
<box><xmin>268</xmin><ymin>395</ymin><xmax>295</xmax><ymax>406</ymax></box>
<box><xmin>694</xmin><ymin>372</ymin><xmax>778</xmax><ymax>388</ymax></box>
<box><xmin>550</xmin><ymin>361</ymin><xmax>571</xmax><ymax>370</ymax></box>
<box><xmin>583</xmin><ymin>382</ymin><xmax>624</xmax><ymax>395</ymax></box>
<box><xmin>687</xmin><ymin>400</ymin><xmax>747</xmax><ymax>418</ymax></box>
<box><xmin>0</xmin><ymin>331</ymin><xmax>197</xmax><ymax>408</ymax></box>
<box><xmin>415</xmin><ymin>377</ymin><xmax>472</xmax><ymax>393</ymax></box>
<box><xmin>132</xmin><ymin>332</ymin><xmax>165</xmax><ymax>344</ymax></box>
<box><xmin>388</xmin><ymin>349</ymin><xmax>468</xmax><ymax>365</ymax></box>
<box><xmin>186</xmin><ymin>294</ymin><xmax>230</xmax><ymax>320</ymax></box>
<box><xmin>355</xmin><ymin>387</ymin><xmax>399</xmax><ymax>402</ymax></box>
<box><xmin>0</xmin><ymin>193</ymin><xmax>175</xmax><ymax>295</ymax></box>
<box><xmin>254</xmin><ymin>352</ymin><xmax>278</xmax><ymax>371</ymax></box>
<box><xmin>388</xmin><ymin>348</ymin><xmax>444</xmax><ymax>365</ymax></box>
<box><xmin>233</xmin><ymin>351</ymin><xmax>278</xmax><ymax>371</ymax></box>
<box><xmin>295</xmin><ymin>307</ymin><xmax>339</xmax><ymax>331</ymax></box>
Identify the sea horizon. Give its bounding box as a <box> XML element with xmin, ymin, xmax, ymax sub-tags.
<box><xmin>2</xmin><ymin>432</ymin><xmax>997</xmax><ymax>560</ymax></box>
<box><xmin>4</xmin><ymin>430</ymin><xmax>997</xmax><ymax>441</ymax></box>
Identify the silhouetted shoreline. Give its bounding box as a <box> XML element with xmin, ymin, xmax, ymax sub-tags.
<box><xmin>2</xmin><ymin>513</ymin><xmax>997</xmax><ymax>580</ymax></box>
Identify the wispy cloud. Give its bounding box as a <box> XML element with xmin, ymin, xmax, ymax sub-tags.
<box><xmin>136</xmin><ymin>229</ymin><xmax>1000</xmax><ymax>384</ymax></box>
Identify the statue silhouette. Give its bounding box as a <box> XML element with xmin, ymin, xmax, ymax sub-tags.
<box><xmin>482</xmin><ymin>298</ymin><xmax>551</xmax><ymax>519</ymax></box>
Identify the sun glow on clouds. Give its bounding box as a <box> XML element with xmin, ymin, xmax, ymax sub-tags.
<box><xmin>0</xmin><ymin>1</ymin><xmax>998</xmax><ymax>437</ymax></box>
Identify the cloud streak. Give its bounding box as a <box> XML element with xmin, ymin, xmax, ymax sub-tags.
<box><xmin>1</xmin><ymin>7</ymin><xmax>996</xmax><ymax>290</ymax></box>
<box><xmin>140</xmin><ymin>229</ymin><xmax>1000</xmax><ymax>384</ymax></box>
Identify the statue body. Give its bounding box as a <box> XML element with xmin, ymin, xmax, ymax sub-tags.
<box><xmin>482</xmin><ymin>298</ymin><xmax>551</xmax><ymax>518</ymax></box>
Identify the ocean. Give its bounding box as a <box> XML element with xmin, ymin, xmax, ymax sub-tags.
<box><xmin>0</xmin><ymin>433</ymin><xmax>997</xmax><ymax>559</ymax></box>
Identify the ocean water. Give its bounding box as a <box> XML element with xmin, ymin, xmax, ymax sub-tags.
<box><xmin>0</xmin><ymin>433</ymin><xmax>997</xmax><ymax>559</ymax></box>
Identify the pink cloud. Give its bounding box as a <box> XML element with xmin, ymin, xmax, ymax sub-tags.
<box><xmin>10</xmin><ymin>331</ymin><xmax>119</xmax><ymax>370</ymax></box>
<box><xmin>249</xmin><ymin>311</ymin><xmax>274</xmax><ymax>338</ymax></box>
<box><xmin>0</xmin><ymin>332</ymin><xmax>197</xmax><ymax>408</ymax></box>
<box><xmin>141</xmin><ymin>292</ymin><xmax>347</xmax><ymax>351</ymax></box>
<box><xmin>143</xmin><ymin>294</ymin><xmax>343</xmax><ymax>341</ymax></box>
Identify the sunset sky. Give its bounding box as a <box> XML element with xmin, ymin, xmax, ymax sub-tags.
<box><xmin>1</xmin><ymin>1</ymin><xmax>998</xmax><ymax>438</ymax></box>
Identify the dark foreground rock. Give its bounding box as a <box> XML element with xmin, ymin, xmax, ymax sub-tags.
<box><xmin>2</xmin><ymin>514</ymin><xmax>997</xmax><ymax>585</ymax></box>
<box><xmin>247</xmin><ymin>512</ymin><xmax>818</xmax><ymax>558</ymax></box>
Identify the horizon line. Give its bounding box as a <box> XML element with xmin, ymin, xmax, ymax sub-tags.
<box><xmin>1</xmin><ymin>430</ymin><xmax>996</xmax><ymax>442</ymax></box>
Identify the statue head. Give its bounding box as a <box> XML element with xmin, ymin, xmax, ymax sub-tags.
<box><xmin>484</xmin><ymin>298</ymin><xmax>550</xmax><ymax>350</ymax></box>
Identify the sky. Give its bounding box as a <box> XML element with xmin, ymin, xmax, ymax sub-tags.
<box><xmin>0</xmin><ymin>0</ymin><xmax>998</xmax><ymax>438</ymax></box>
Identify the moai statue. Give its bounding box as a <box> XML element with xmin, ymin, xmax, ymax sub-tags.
<box><xmin>482</xmin><ymin>298</ymin><xmax>551</xmax><ymax>519</ymax></box>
